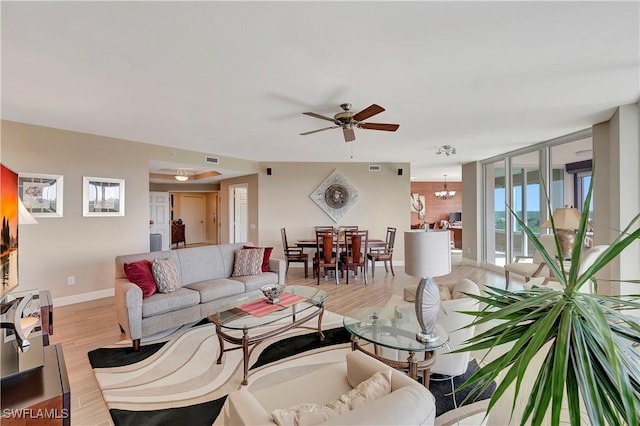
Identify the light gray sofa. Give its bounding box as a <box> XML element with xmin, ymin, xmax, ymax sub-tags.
<box><xmin>114</xmin><ymin>243</ymin><xmax>285</xmax><ymax>350</ymax></box>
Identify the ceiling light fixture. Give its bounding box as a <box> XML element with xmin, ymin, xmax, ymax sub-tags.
<box><xmin>435</xmin><ymin>175</ymin><xmax>456</xmax><ymax>200</ymax></box>
<box><xmin>436</xmin><ymin>145</ymin><xmax>456</xmax><ymax>156</ymax></box>
<box><xmin>174</xmin><ymin>168</ymin><xmax>189</xmax><ymax>182</ymax></box>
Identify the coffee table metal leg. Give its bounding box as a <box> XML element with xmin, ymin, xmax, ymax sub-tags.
<box><xmin>241</xmin><ymin>328</ymin><xmax>249</xmax><ymax>385</ymax></box>
<box><xmin>408</xmin><ymin>350</ymin><xmax>418</xmax><ymax>381</ymax></box>
<box><xmin>318</xmin><ymin>306</ymin><xmax>325</xmax><ymax>341</ymax></box>
<box><xmin>216</xmin><ymin>325</ymin><xmax>224</xmax><ymax>365</ymax></box>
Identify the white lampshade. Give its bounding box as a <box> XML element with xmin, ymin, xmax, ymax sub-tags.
<box><xmin>174</xmin><ymin>168</ymin><xmax>189</xmax><ymax>181</ymax></box>
<box><xmin>404</xmin><ymin>230</ymin><xmax>451</xmax><ymax>278</ymax></box>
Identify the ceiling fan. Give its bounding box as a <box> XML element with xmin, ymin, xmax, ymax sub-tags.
<box><xmin>300</xmin><ymin>103</ymin><xmax>400</xmax><ymax>142</ymax></box>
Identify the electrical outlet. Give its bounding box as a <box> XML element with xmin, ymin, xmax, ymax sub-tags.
<box><xmin>67</xmin><ymin>276</ymin><xmax>76</xmax><ymax>285</ymax></box>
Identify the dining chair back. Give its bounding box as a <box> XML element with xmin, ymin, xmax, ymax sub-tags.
<box><xmin>367</xmin><ymin>227</ymin><xmax>396</xmax><ymax>277</ymax></box>
<box><xmin>341</xmin><ymin>229</ymin><xmax>369</xmax><ymax>284</ymax></box>
<box><xmin>280</xmin><ymin>227</ymin><xmax>308</xmax><ymax>278</ymax></box>
<box><xmin>313</xmin><ymin>229</ymin><xmax>341</xmax><ymax>285</ymax></box>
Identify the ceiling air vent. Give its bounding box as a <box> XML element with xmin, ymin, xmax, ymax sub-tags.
<box><xmin>368</xmin><ymin>165</ymin><xmax>381</xmax><ymax>172</ymax></box>
<box><xmin>205</xmin><ymin>156</ymin><xmax>219</xmax><ymax>165</ymax></box>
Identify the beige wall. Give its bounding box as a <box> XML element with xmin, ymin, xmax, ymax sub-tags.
<box><xmin>462</xmin><ymin>161</ymin><xmax>482</xmax><ymax>264</ymax></box>
<box><xmin>219</xmin><ymin>174</ymin><xmax>260</xmax><ymax>245</ymax></box>
<box><xmin>255</xmin><ymin>162</ymin><xmax>410</xmax><ymax>261</ymax></box>
<box><xmin>1</xmin><ymin>120</ymin><xmax>257</xmax><ymax>303</ymax></box>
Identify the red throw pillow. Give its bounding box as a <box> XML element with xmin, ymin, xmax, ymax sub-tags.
<box><xmin>124</xmin><ymin>260</ymin><xmax>157</xmax><ymax>298</ymax></box>
<box><xmin>243</xmin><ymin>245</ymin><xmax>273</xmax><ymax>272</ymax></box>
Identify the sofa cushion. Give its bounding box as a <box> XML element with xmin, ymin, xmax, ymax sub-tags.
<box><xmin>232</xmin><ymin>248</ymin><xmax>264</xmax><ymax>277</ymax></box>
<box><xmin>184</xmin><ymin>278</ymin><xmax>245</xmax><ymax>303</ymax></box>
<box><xmin>141</xmin><ymin>288</ymin><xmax>200</xmax><ymax>317</ymax></box>
<box><xmin>230</xmin><ymin>272</ymin><xmax>279</xmax><ymax>292</ymax></box>
<box><xmin>177</xmin><ymin>245</ymin><xmax>226</xmax><ymax>285</ymax></box>
<box><xmin>124</xmin><ymin>259</ymin><xmax>157</xmax><ymax>298</ymax></box>
<box><xmin>328</xmin><ymin>370</ymin><xmax>392</xmax><ymax>411</ymax></box>
<box><xmin>244</xmin><ymin>245</ymin><xmax>273</xmax><ymax>272</ymax></box>
<box><xmin>152</xmin><ymin>258</ymin><xmax>181</xmax><ymax>293</ymax></box>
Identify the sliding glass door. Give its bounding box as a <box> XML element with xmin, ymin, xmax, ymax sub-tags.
<box><xmin>483</xmin><ymin>132</ymin><xmax>593</xmax><ymax>267</ymax></box>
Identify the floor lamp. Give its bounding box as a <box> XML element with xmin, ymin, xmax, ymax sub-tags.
<box><xmin>404</xmin><ymin>230</ymin><xmax>451</xmax><ymax>343</ymax></box>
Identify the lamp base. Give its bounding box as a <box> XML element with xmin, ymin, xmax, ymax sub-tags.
<box><xmin>416</xmin><ymin>330</ymin><xmax>440</xmax><ymax>343</ymax></box>
<box><xmin>414</xmin><ymin>277</ymin><xmax>441</xmax><ymax>344</ymax></box>
<box><xmin>556</xmin><ymin>229</ymin><xmax>576</xmax><ymax>259</ymax></box>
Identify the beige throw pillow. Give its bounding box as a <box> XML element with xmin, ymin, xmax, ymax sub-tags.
<box><xmin>271</xmin><ymin>370</ymin><xmax>392</xmax><ymax>426</ymax></box>
<box><xmin>151</xmin><ymin>258</ymin><xmax>180</xmax><ymax>293</ymax></box>
<box><xmin>438</xmin><ymin>285</ymin><xmax>452</xmax><ymax>301</ymax></box>
<box><xmin>232</xmin><ymin>248</ymin><xmax>264</xmax><ymax>277</ymax></box>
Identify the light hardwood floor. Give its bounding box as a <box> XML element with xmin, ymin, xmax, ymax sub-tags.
<box><xmin>50</xmin><ymin>263</ymin><xmax>516</xmax><ymax>425</ymax></box>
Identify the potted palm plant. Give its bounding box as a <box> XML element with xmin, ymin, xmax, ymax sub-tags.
<box><xmin>458</xmin><ymin>172</ymin><xmax>640</xmax><ymax>425</ymax></box>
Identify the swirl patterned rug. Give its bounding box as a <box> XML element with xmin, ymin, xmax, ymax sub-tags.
<box><xmin>88</xmin><ymin>311</ymin><xmax>494</xmax><ymax>426</ymax></box>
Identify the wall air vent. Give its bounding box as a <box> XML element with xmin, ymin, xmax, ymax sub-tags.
<box><xmin>368</xmin><ymin>165</ymin><xmax>381</xmax><ymax>172</ymax></box>
<box><xmin>205</xmin><ymin>156</ymin><xmax>219</xmax><ymax>165</ymax></box>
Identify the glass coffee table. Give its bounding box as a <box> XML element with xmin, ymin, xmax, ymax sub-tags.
<box><xmin>209</xmin><ymin>285</ymin><xmax>327</xmax><ymax>385</ymax></box>
<box><xmin>343</xmin><ymin>306</ymin><xmax>449</xmax><ymax>386</ymax></box>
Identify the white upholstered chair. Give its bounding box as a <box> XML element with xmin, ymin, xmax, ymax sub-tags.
<box><xmin>222</xmin><ymin>350</ymin><xmax>436</xmax><ymax>425</ymax></box>
<box><xmin>503</xmin><ymin>234</ymin><xmax>557</xmax><ymax>289</ymax></box>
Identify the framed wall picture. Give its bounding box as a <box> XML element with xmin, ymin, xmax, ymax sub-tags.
<box><xmin>83</xmin><ymin>176</ymin><xmax>125</xmax><ymax>217</ymax></box>
<box><xmin>18</xmin><ymin>173</ymin><xmax>64</xmax><ymax>218</ymax></box>
<box><xmin>410</xmin><ymin>193</ymin><xmax>426</xmax><ymax>219</ymax></box>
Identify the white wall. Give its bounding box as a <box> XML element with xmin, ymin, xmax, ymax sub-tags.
<box><xmin>256</xmin><ymin>162</ymin><xmax>410</xmax><ymax>261</ymax></box>
<box><xmin>1</xmin><ymin>120</ymin><xmax>256</xmax><ymax>304</ymax></box>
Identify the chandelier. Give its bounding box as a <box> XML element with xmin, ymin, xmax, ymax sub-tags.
<box><xmin>174</xmin><ymin>168</ymin><xmax>190</xmax><ymax>182</ymax></box>
<box><xmin>436</xmin><ymin>145</ymin><xmax>456</xmax><ymax>156</ymax></box>
<box><xmin>435</xmin><ymin>175</ymin><xmax>456</xmax><ymax>200</ymax></box>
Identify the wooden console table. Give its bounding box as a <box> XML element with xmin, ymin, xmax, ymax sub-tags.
<box><xmin>171</xmin><ymin>224</ymin><xmax>186</xmax><ymax>247</ymax></box>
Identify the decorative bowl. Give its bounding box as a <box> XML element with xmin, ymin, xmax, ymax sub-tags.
<box><xmin>261</xmin><ymin>284</ymin><xmax>285</xmax><ymax>304</ymax></box>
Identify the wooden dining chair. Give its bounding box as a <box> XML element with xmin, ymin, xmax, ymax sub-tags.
<box><xmin>340</xmin><ymin>229</ymin><xmax>369</xmax><ymax>284</ymax></box>
<box><xmin>367</xmin><ymin>227</ymin><xmax>396</xmax><ymax>277</ymax></box>
<box><xmin>313</xmin><ymin>229</ymin><xmax>341</xmax><ymax>285</ymax></box>
<box><xmin>280</xmin><ymin>228</ymin><xmax>308</xmax><ymax>278</ymax></box>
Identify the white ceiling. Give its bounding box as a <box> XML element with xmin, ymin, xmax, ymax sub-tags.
<box><xmin>2</xmin><ymin>2</ymin><xmax>638</xmax><ymax>182</ymax></box>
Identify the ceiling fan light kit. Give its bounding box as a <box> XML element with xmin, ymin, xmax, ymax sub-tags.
<box><xmin>301</xmin><ymin>103</ymin><xmax>399</xmax><ymax>142</ymax></box>
<box><xmin>436</xmin><ymin>145</ymin><xmax>456</xmax><ymax>156</ymax></box>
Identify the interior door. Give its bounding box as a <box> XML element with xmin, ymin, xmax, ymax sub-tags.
<box><xmin>230</xmin><ymin>185</ymin><xmax>248</xmax><ymax>243</ymax></box>
<box><xmin>149</xmin><ymin>191</ymin><xmax>170</xmax><ymax>251</ymax></box>
<box><xmin>182</xmin><ymin>195</ymin><xmax>206</xmax><ymax>244</ymax></box>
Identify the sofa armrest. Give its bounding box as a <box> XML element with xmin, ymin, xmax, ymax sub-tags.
<box><xmin>114</xmin><ymin>278</ymin><xmax>143</xmax><ymax>341</ymax></box>
<box><xmin>268</xmin><ymin>257</ymin><xmax>286</xmax><ymax>284</ymax></box>
<box><xmin>226</xmin><ymin>389</ymin><xmax>275</xmax><ymax>426</ymax></box>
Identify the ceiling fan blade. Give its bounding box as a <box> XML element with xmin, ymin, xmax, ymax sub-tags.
<box><xmin>343</xmin><ymin>127</ymin><xmax>356</xmax><ymax>142</ymax></box>
<box><xmin>352</xmin><ymin>104</ymin><xmax>385</xmax><ymax>122</ymax></box>
<box><xmin>302</xmin><ymin>112</ymin><xmax>339</xmax><ymax>124</ymax></box>
<box><xmin>359</xmin><ymin>122</ymin><xmax>400</xmax><ymax>132</ymax></box>
<box><xmin>300</xmin><ymin>126</ymin><xmax>339</xmax><ymax>136</ymax></box>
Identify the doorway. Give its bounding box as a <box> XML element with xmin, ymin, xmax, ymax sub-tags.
<box><xmin>169</xmin><ymin>192</ymin><xmax>219</xmax><ymax>246</ymax></box>
<box><xmin>229</xmin><ymin>184</ymin><xmax>248</xmax><ymax>243</ymax></box>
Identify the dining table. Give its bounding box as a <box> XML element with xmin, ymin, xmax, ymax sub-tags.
<box><xmin>295</xmin><ymin>239</ymin><xmax>387</xmax><ymax>249</ymax></box>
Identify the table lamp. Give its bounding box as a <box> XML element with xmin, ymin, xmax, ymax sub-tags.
<box><xmin>404</xmin><ymin>230</ymin><xmax>451</xmax><ymax>343</ymax></box>
<box><xmin>541</xmin><ymin>206</ymin><xmax>581</xmax><ymax>259</ymax></box>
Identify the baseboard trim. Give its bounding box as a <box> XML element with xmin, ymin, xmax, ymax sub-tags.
<box><xmin>54</xmin><ymin>288</ymin><xmax>114</xmax><ymax>307</ymax></box>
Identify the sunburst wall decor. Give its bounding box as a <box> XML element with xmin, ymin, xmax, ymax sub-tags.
<box><xmin>310</xmin><ymin>170</ymin><xmax>360</xmax><ymax>223</ymax></box>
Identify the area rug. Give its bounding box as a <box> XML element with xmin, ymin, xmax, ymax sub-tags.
<box><xmin>88</xmin><ymin>311</ymin><xmax>494</xmax><ymax>426</ymax></box>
